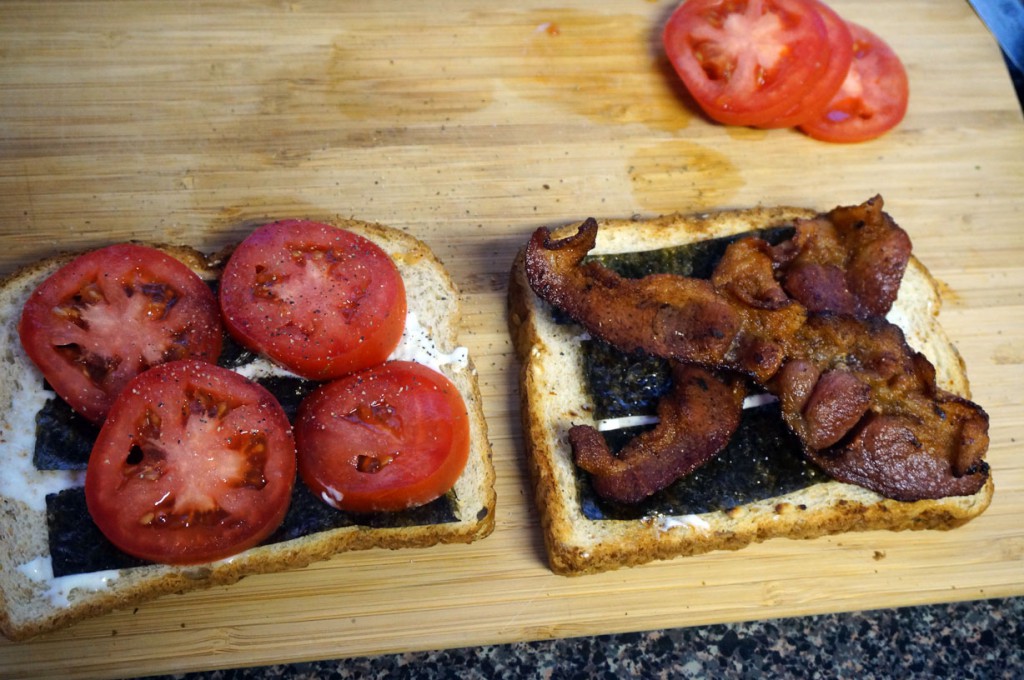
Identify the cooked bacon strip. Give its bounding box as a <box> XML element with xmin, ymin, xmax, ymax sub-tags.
<box><xmin>772</xmin><ymin>315</ymin><xmax>989</xmax><ymax>500</ymax></box>
<box><xmin>525</xmin><ymin>204</ymin><xmax>989</xmax><ymax>502</ymax></box>
<box><xmin>525</xmin><ymin>219</ymin><xmax>804</xmax><ymax>383</ymax></box>
<box><xmin>807</xmin><ymin>406</ymin><xmax>989</xmax><ymax>501</ymax></box>
<box><xmin>570</xmin><ymin>364</ymin><xmax>746</xmax><ymax>504</ymax></box>
<box><xmin>772</xmin><ymin>195</ymin><xmax>911</xmax><ymax>317</ymax></box>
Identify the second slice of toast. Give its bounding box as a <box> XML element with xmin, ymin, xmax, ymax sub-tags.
<box><xmin>508</xmin><ymin>206</ymin><xmax>992</xmax><ymax>576</ymax></box>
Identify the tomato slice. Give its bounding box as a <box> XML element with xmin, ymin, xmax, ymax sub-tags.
<box><xmin>757</xmin><ymin>0</ymin><xmax>853</xmax><ymax>128</ymax></box>
<box><xmin>18</xmin><ymin>244</ymin><xmax>223</xmax><ymax>424</ymax></box>
<box><xmin>295</xmin><ymin>361</ymin><xmax>470</xmax><ymax>513</ymax></box>
<box><xmin>663</xmin><ymin>0</ymin><xmax>831</xmax><ymax>127</ymax></box>
<box><xmin>798</xmin><ymin>22</ymin><xmax>909</xmax><ymax>142</ymax></box>
<box><xmin>85</xmin><ymin>360</ymin><xmax>296</xmax><ymax>565</ymax></box>
<box><xmin>219</xmin><ymin>220</ymin><xmax>407</xmax><ymax>381</ymax></box>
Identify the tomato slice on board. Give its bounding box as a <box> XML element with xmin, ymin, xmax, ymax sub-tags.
<box><xmin>663</xmin><ymin>0</ymin><xmax>831</xmax><ymax>127</ymax></box>
<box><xmin>757</xmin><ymin>0</ymin><xmax>853</xmax><ymax>128</ymax></box>
<box><xmin>799</xmin><ymin>22</ymin><xmax>909</xmax><ymax>143</ymax></box>
<box><xmin>219</xmin><ymin>220</ymin><xmax>407</xmax><ymax>381</ymax></box>
<box><xmin>18</xmin><ymin>244</ymin><xmax>223</xmax><ymax>424</ymax></box>
<box><xmin>295</xmin><ymin>361</ymin><xmax>470</xmax><ymax>514</ymax></box>
<box><xmin>85</xmin><ymin>360</ymin><xmax>296</xmax><ymax>565</ymax></box>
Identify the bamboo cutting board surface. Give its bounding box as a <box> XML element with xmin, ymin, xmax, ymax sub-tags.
<box><xmin>1</xmin><ymin>1</ymin><xmax>1022</xmax><ymax>677</ymax></box>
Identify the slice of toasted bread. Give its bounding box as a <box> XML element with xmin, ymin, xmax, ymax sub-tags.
<box><xmin>0</xmin><ymin>219</ymin><xmax>495</xmax><ymax>640</ymax></box>
<box><xmin>508</xmin><ymin>207</ymin><xmax>992</xmax><ymax>576</ymax></box>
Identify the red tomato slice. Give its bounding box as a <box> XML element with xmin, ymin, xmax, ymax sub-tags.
<box><xmin>219</xmin><ymin>220</ymin><xmax>407</xmax><ymax>381</ymax></box>
<box><xmin>18</xmin><ymin>244</ymin><xmax>223</xmax><ymax>424</ymax></box>
<box><xmin>663</xmin><ymin>0</ymin><xmax>831</xmax><ymax>127</ymax></box>
<box><xmin>295</xmin><ymin>361</ymin><xmax>470</xmax><ymax>513</ymax></box>
<box><xmin>85</xmin><ymin>360</ymin><xmax>296</xmax><ymax>565</ymax></box>
<box><xmin>757</xmin><ymin>0</ymin><xmax>853</xmax><ymax>128</ymax></box>
<box><xmin>799</xmin><ymin>22</ymin><xmax>909</xmax><ymax>142</ymax></box>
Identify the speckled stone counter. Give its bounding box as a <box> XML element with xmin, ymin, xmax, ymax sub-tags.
<box><xmin>149</xmin><ymin>596</ymin><xmax>1023</xmax><ymax>679</ymax></box>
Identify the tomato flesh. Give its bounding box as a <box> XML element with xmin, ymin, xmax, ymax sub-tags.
<box><xmin>18</xmin><ymin>244</ymin><xmax>223</xmax><ymax>424</ymax></box>
<box><xmin>798</xmin><ymin>22</ymin><xmax>909</xmax><ymax>142</ymax></box>
<box><xmin>757</xmin><ymin>0</ymin><xmax>853</xmax><ymax>128</ymax></box>
<box><xmin>663</xmin><ymin>0</ymin><xmax>830</xmax><ymax>126</ymax></box>
<box><xmin>219</xmin><ymin>220</ymin><xmax>407</xmax><ymax>380</ymax></box>
<box><xmin>295</xmin><ymin>361</ymin><xmax>470</xmax><ymax>513</ymax></box>
<box><xmin>85</xmin><ymin>360</ymin><xmax>296</xmax><ymax>565</ymax></box>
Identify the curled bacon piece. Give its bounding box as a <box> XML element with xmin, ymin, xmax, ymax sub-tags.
<box><xmin>570</xmin><ymin>364</ymin><xmax>746</xmax><ymax>504</ymax></box>
<box><xmin>525</xmin><ymin>218</ymin><xmax>804</xmax><ymax>383</ymax></box>
<box><xmin>771</xmin><ymin>315</ymin><xmax>990</xmax><ymax>501</ymax></box>
<box><xmin>526</xmin><ymin>201</ymin><xmax>989</xmax><ymax>502</ymax></box>
<box><xmin>773</xmin><ymin>196</ymin><xmax>912</xmax><ymax>317</ymax></box>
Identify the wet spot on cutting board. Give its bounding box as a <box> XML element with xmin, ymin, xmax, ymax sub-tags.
<box><xmin>993</xmin><ymin>341</ymin><xmax>1024</xmax><ymax>365</ymax></box>
<box><xmin>628</xmin><ymin>141</ymin><xmax>743</xmax><ymax>213</ymax></box>
<box><xmin>509</xmin><ymin>10</ymin><xmax>692</xmax><ymax>131</ymax></box>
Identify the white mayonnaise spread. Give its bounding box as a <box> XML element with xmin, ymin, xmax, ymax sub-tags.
<box><xmin>0</xmin><ymin>367</ymin><xmax>85</xmax><ymax>512</ymax></box>
<box><xmin>230</xmin><ymin>355</ymin><xmax>301</xmax><ymax>381</ymax></box>
<box><xmin>886</xmin><ymin>306</ymin><xmax>908</xmax><ymax>332</ymax></box>
<box><xmin>387</xmin><ymin>310</ymin><xmax>469</xmax><ymax>372</ymax></box>
<box><xmin>742</xmin><ymin>392</ymin><xmax>778</xmax><ymax>409</ymax></box>
<box><xmin>17</xmin><ymin>557</ymin><xmax>118</xmax><ymax>607</ymax></box>
<box><xmin>320</xmin><ymin>485</ymin><xmax>344</xmax><ymax>509</ymax></box>
<box><xmin>595</xmin><ymin>393</ymin><xmax>778</xmax><ymax>433</ymax></box>
<box><xmin>655</xmin><ymin>514</ymin><xmax>711</xmax><ymax>533</ymax></box>
<box><xmin>596</xmin><ymin>414</ymin><xmax>659</xmax><ymax>432</ymax></box>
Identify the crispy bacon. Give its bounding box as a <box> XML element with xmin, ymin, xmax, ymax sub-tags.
<box><xmin>570</xmin><ymin>364</ymin><xmax>746</xmax><ymax>504</ymax></box>
<box><xmin>773</xmin><ymin>196</ymin><xmax>912</xmax><ymax>317</ymax></box>
<box><xmin>773</xmin><ymin>315</ymin><xmax>989</xmax><ymax>500</ymax></box>
<box><xmin>525</xmin><ymin>219</ymin><xmax>804</xmax><ymax>383</ymax></box>
<box><xmin>525</xmin><ymin>199</ymin><xmax>989</xmax><ymax>502</ymax></box>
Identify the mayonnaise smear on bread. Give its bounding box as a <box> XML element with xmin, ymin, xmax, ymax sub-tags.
<box><xmin>17</xmin><ymin>557</ymin><xmax>117</xmax><ymax>607</ymax></box>
<box><xmin>389</xmin><ymin>311</ymin><xmax>469</xmax><ymax>372</ymax></box>
<box><xmin>0</xmin><ymin>367</ymin><xmax>85</xmax><ymax>512</ymax></box>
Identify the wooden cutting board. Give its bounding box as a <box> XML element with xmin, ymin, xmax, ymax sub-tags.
<box><xmin>1</xmin><ymin>1</ymin><xmax>1022</xmax><ymax>677</ymax></box>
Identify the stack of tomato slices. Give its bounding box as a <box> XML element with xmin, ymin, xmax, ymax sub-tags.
<box><xmin>18</xmin><ymin>220</ymin><xmax>470</xmax><ymax>565</ymax></box>
<box><xmin>663</xmin><ymin>0</ymin><xmax>909</xmax><ymax>143</ymax></box>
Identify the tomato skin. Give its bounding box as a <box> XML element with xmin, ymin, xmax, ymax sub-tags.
<box><xmin>757</xmin><ymin>0</ymin><xmax>853</xmax><ymax>128</ymax></box>
<box><xmin>85</xmin><ymin>360</ymin><xmax>296</xmax><ymax>565</ymax></box>
<box><xmin>18</xmin><ymin>244</ymin><xmax>223</xmax><ymax>424</ymax></box>
<box><xmin>798</xmin><ymin>22</ymin><xmax>909</xmax><ymax>143</ymax></box>
<box><xmin>295</xmin><ymin>361</ymin><xmax>470</xmax><ymax>514</ymax></box>
<box><xmin>663</xmin><ymin>0</ymin><xmax>830</xmax><ymax>127</ymax></box>
<box><xmin>219</xmin><ymin>220</ymin><xmax>407</xmax><ymax>381</ymax></box>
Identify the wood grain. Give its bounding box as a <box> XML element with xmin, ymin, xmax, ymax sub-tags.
<box><xmin>1</xmin><ymin>1</ymin><xmax>1022</xmax><ymax>677</ymax></box>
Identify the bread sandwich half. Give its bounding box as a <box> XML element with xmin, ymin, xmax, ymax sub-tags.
<box><xmin>508</xmin><ymin>199</ymin><xmax>992</xmax><ymax>576</ymax></box>
<box><xmin>0</xmin><ymin>218</ymin><xmax>495</xmax><ymax>640</ymax></box>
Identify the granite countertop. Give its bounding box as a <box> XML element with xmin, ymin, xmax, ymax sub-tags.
<box><xmin>147</xmin><ymin>596</ymin><xmax>1023</xmax><ymax>679</ymax></box>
